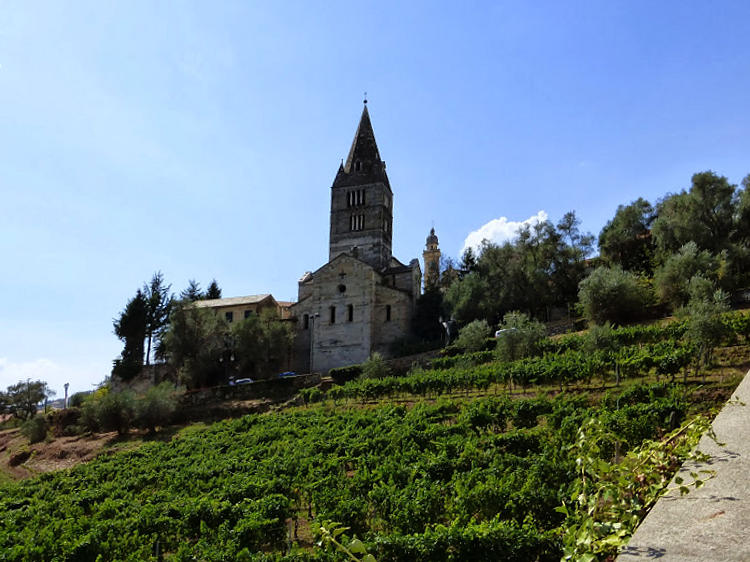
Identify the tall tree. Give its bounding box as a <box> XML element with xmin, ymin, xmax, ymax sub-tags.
<box><xmin>143</xmin><ymin>272</ymin><xmax>172</xmax><ymax>365</ymax></box>
<box><xmin>4</xmin><ymin>379</ymin><xmax>55</xmax><ymax>420</ymax></box>
<box><xmin>651</xmin><ymin>171</ymin><xmax>737</xmax><ymax>258</ymax></box>
<box><xmin>598</xmin><ymin>198</ymin><xmax>655</xmax><ymax>274</ymax></box>
<box><xmin>205</xmin><ymin>279</ymin><xmax>222</xmax><ymax>300</ymax></box>
<box><xmin>113</xmin><ymin>289</ymin><xmax>148</xmax><ymax>379</ymax></box>
<box><xmin>180</xmin><ymin>279</ymin><xmax>203</xmax><ymax>302</ymax></box>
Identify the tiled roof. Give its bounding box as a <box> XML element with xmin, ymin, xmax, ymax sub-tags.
<box><xmin>194</xmin><ymin>294</ymin><xmax>274</xmax><ymax>308</ymax></box>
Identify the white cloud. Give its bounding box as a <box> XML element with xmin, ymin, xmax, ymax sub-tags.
<box><xmin>461</xmin><ymin>210</ymin><xmax>548</xmax><ymax>255</ymax></box>
<box><xmin>0</xmin><ymin>357</ymin><xmax>102</xmax><ymax>398</ymax></box>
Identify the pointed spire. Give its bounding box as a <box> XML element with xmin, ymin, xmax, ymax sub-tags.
<box><xmin>343</xmin><ymin>104</ymin><xmax>380</xmax><ymax>173</ymax></box>
<box><xmin>333</xmin><ymin>102</ymin><xmax>390</xmax><ymax>189</ymax></box>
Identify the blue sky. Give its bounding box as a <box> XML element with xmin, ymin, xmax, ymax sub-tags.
<box><xmin>2</xmin><ymin>1</ymin><xmax>749</xmax><ymax>396</ymax></box>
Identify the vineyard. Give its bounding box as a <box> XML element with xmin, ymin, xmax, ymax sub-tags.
<box><xmin>1</xmin><ymin>314</ymin><xmax>748</xmax><ymax>561</ymax></box>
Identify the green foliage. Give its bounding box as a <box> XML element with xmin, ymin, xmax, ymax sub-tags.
<box><xmin>455</xmin><ymin>319</ymin><xmax>491</xmax><ymax>352</ymax></box>
<box><xmin>679</xmin><ymin>290</ymin><xmax>731</xmax><ymax>375</ymax></box>
<box><xmin>578</xmin><ymin>266</ymin><xmax>648</xmax><ymax>325</ymax></box>
<box><xmin>232</xmin><ymin>311</ymin><xmax>295</xmax><ymax>380</ymax></box>
<box><xmin>135</xmin><ymin>382</ymin><xmax>177</xmax><ymax>433</ymax></box>
<box><xmin>598</xmin><ymin>197</ymin><xmax>655</xmax><ymax>274</ymax></box>
<box><xmin>143</xmin><ymin>271</ymin><xmax>173</xmax><ymax>365</ymax></box>
<box><xmin>205</xmin><ymin>279</ymin><xmax>222</xmax><ymax>299</ymax></box>
<box><xmin>180</xmin><ymin>279</ymin><xmax>203</xmax><ymax>302</ymax></box>
<box><xmin>445</xmin><ymin>213</ymin><xmax>593</xmax><ymax>325</ymax></box>
<box><xmin>1</xmin><ymin>316</ymin><xmax>745</xmax><ymax>560</ymax></box>
<box><xmin>361</xmin><ymin>352</ymin><xmax>390</xmax><ymax>380</ymax></box>
<box><xmin>68</xmin><ymin>391</ymin><xmax>88</xmax><ymax>408</ymax></box>
<box><xmin>97</xmin><ymin>390</ymin><xmax>136</xmax><ymax>435</ymax></box>
<box><xmin>654</xmin><ymin>242</ymin><xmax>719</xmax><ymax>309</ymax></box>
<box><xmin>112</xmin><ymin>288</ymin><xmax>148</xmax><ymax>379</ymax></box>
<box><xmin>162</xmin><ymin>306</ymin><xmax>228</xmax><ymax>389</ymax></box>
<box><xmin>21</xmin><ymin>416</ymin><xmax>48</xmax><ymax>444</ymax></box>
<box><xmin>558</xmin><ymin>414</ymin><xmax>716</xmax><ymax>560</ymax></box>
<box><xmin>652</xmin><ymin>171</ymin><xmax>737</xmax><ymax>258</ymax></box>
<box><xmin>494</xmin><ymin>312</ymin><xmax>547</xmax><ymax>362</ymax></box>
<box><xmin>0</xmin><ymin>377</ymin><xmax>716</xmax><ymax>561</ymax></box>
<box><xmin>163</xmin><ymin>306</ymin><xmax>294</xmax><ymax>388</ymax></box>
<box><xmin>2</xmin><ymin>379</ymin><xmax>55</xmax><ymax>421</ymax></box>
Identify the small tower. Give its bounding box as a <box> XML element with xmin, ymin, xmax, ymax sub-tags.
<box><xmin>423</xmin><ymin>227</ymin><xmax>441</xmax><ymax>290</ymax></box>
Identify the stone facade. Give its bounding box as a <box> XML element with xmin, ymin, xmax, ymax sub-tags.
<box><xmin>423</xmin><ymin>228</ymin><xmax>441</xmax><ymax>290</ymax></box>
<box><xmin>291</xmin><ymin>104</ymin><xmax>421</xmax><ymax>373</ymax></box>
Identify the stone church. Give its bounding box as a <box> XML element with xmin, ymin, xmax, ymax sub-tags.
<box><xmin>290</xmin><ymin>103</ymin><xmax>422</xmax><ymax>373</ymax></box>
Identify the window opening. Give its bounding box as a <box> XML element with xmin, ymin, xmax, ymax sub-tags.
<box><xmin>347</xmin><ymin>304</ymin><xmax>354</xmax><ymax>322</ymax></box>
<box><xmin>330</xmin><ymin>306</ymin><xmax>336</xmax><ymax>324</ymax></box>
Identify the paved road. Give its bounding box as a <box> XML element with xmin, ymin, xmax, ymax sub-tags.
<box><xmin>619</xmin><ymin>371</ymin><xmax>750</xmax><ymax>561</ymax></box>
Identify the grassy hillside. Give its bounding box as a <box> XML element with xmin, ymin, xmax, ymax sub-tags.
<box><xmin>1</xmin><ymin>317</ymin><xmax>748</xmax><ymax>561</ymax></box>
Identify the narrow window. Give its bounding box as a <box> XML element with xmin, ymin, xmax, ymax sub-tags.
<box><xmin>355</xmin><ymin>160</ymin><xmax>362</xmax><ymax>172</ymax></box>
<box><xmin>361</xmin><ymin>189</ymin><xmax>365</xmax><ymax>205</ymax></box>
<box><xmin>303</xmin><ymin>314</ymin><xmax>309</xmax><ymax>329</ymax></box>
<box><xmin>385</xmin><ymin>305</ymin><xmax>391</xmax><ymax>322</ymax></box>
<box><xmin>225</xmin><ymin>311</ymin><xmax>234</xmax><ymax>323</ymax></box>
<box><xmin>330</xmin><ymin>306</ymin><xmax>336</xmax><ymax>324</ymax></box>
<box><xmin>347</xmin><ymin>304</ymin><xmax>354</xmax><ymax>322</ymax></box>
<box><xmin>244</xmin><ymin>310</ymin><xmax>253</xmax><ymax>319</ymax></box>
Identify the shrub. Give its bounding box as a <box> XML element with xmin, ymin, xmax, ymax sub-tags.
<box><xmin>21</xmin><ymin>416</ymin><xmax>48</xmax><ymax>444</ymax></box>
<box><xmin>68</xmin><ymin>392</ymin><xmax>88</xmax><ymax>408</ymax></box>
<box><xmin>329</xmin><ymin>364</ymin><xmax>363</xmax><ymax>384</ymax></box>
<box><xmin>135</xmin><ymin>382</ymin><xmax>177</xmax><ymax>433</ymax></box>
<box><xmin>97</xmin><ymin>391</ymin><xmax>136</xmax><ymax>435</ymax></box>
<box><xmin>456</xmin><ymin>320</ymin><xmax>491</xmax><ymax>352</ymax></box>
<box><xmin>578</xmin><ymin>266</ymin><xmax>648</xmax><ymax>325</ymax></box>
<box><xmin>654</xmin><ymin>242</ymin><xmax>718</xmax><ymax>309</ymax></box>
<box><xmin>49</xmin><ymin>408</ymin><xmax>81</xmax><ymax>437</ymax></box>
<box><xmin>494</xmin><ymin>312</ymin><xmax>547</xmax><ymax>362</ymax></box>
<box><xmin>361</xmin><ymin>353</ymin><xmax>390</xmax><ymax>380</ymax></box>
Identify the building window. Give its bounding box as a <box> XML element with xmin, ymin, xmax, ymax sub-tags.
<box><xmin>244</xmin><ymin>310</ymin><xmax>253</xmax><ymax>319</ymax></box>
<box><xmin>355</xmin><ymin>160</ymin><xmax>362</xmax><ymax>172</ymax></box>
<box><xmin>303</xmin><ymin>314</ymin><xmax>309</xmax><ymax>329</ymax></box>
<box><xmin>347</xmin><ymin>189</ymin><xmax>366</xmax><ymax>208</ymax></box>
<box><xmin>225</xmin><ymin>311</ymin><xmax>234</xmax><ymax>323</ymax></box>
<box><xmin>347</xmin><ymin>304</ymin><xmax>354</xmax><ymax>322</ymax></box>
<box><xmin>330</xmin><ymin>306</ymin><xmax>336</xmax><ymax>324</ymax></box>
<box><xmin>385</xmin><ymin>305</ymin><xmax>391</xmax><ymax>322</ymax></box>
<box><xmin>349</xmin><ymin>214</ymin><xmax>365</xmax><ymax>231</ymax></box>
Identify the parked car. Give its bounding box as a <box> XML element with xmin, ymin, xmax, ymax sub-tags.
<box><xmin>234</xmin><ymin>378</ymin><xmax>254</xmax><ymax>385</ymax></box>
<box><xmin>278</xmin><ymin>371</ymin><xmax>296</xmax><ymax>378</ymax></box>
<box><xmin>494</xmin><ymin>328</ymin><xmax>518</xmax><ymax>338</ymax></box>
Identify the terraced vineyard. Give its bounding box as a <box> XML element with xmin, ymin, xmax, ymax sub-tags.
<box><xmin>1</xmin><ymin>315</ymin><xmax>748</xmax><ymax>561</ymax></box>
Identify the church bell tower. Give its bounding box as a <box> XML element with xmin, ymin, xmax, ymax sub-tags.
<box><xmin>329</xmin><ymin>102</ymin><xmax>393</xmax><ymax>270</ymax></box>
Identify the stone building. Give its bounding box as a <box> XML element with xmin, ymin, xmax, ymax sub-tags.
<box><xmin>193</xmin><ymin>294</ymin><xmax>291</xmax><ymax>322</ymax></box>
<box><xmin>291</xmin><ymin>103</ymin><xmax>421</xmax><ymax>372</ymax></box>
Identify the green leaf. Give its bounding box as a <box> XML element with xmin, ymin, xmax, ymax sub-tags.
<box><xmin>348</xmin><ymin>538</ymin><xmax>366</xmax><ymax>555</ymax></box>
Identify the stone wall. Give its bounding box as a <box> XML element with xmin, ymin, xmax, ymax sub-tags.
<box><xmin>179</xmin><ymin>373</ymin><xmax>321</xmax><ymax>406</ymax></box>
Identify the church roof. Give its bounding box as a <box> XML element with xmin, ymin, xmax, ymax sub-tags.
<box><xmin>333</xmin><ymin>104</ymin><xmax>390</xmax><ymax>189</ymax></box>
